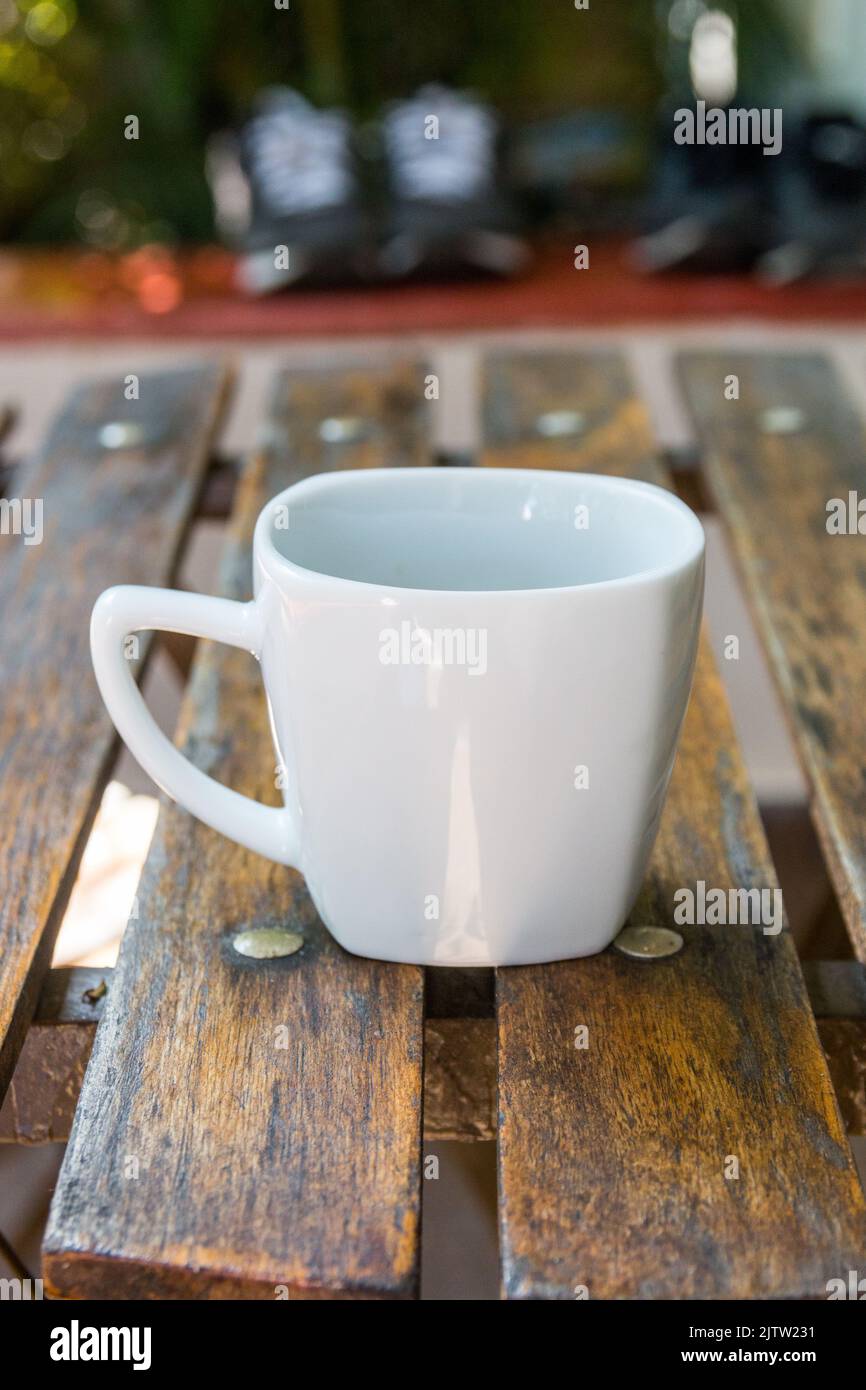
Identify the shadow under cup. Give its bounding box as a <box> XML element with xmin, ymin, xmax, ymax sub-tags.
<box><xmin>255</xmin><ymin>467</ymin><xmax>705</xmax><ymax>966</ymax></box>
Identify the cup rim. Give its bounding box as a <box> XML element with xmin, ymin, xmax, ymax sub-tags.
<box><xmin>253</xmin><ymin>466</ymin><xmax>705</xmax><ymax>599</ymax></box>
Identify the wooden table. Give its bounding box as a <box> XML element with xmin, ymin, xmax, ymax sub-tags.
<box><xmin>1</xmin><ymin>348</ymin><xmax>865</xmax><ymax>1299</ymax></box>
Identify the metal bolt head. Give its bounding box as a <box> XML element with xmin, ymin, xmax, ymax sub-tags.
<box><xmin>758</xmin><ymin>406</ymin><xmax>806</xmax><ymax>436</ymax></box>
<box><xmin>99</xmin><ymin>421</ymin><xmax>147</xmax><ymax>450</ymax></box>
<box><xmin>613</xmin><ymin>925</ymin><xmax>684</xmax><ymax>960</ymax></box>
<box><xmin>318</xmin><ymin>415</ymin><xmax>370</xmax><ymax>445</ymax></box>
<box><xmin>535</xmin><ymin>409</ymin><xmax>586</xmax><ymax>439</ymax></box>
<box><xmin>231</xmin><ymin>926</ymin><xmax>304</xmax><ymax>960</ymax></box>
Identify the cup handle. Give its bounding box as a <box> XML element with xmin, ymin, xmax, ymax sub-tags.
<box><xmin>90</xmin><ymin>584</ymin><xmax>298</xmax><ymax>867</ymax></box>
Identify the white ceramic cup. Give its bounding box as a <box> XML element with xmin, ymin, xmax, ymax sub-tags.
<box><xmin>91</xmin><ymin>467</ymin><xmax>704</xmax><ymax>966</ymax></box>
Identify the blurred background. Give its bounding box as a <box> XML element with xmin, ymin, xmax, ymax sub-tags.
<box><xmin>1</xmin><ymin>0</ymin><xmax>866</xmax><ymax>316</ymax></box>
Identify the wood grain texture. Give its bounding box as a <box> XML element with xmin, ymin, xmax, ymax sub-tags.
<box><xmin>423</xmin><ymin>1019</ymin><xmax>497</xmax><ymax>1142</ymax></box>
<box><xmin>482</xmin><ymin>350</ymin><xmax>658</xmax><ymax>480</ymax></box>
<box><xmin>483</xmin><ymin>352</ymin><xmax>866</xmax><ymax>1299</ymax></box>
<box><xmin>11</xmin><ymin>961</ymin><xmax>866</xmax><ymax>1145</ymax></box>
<box><xmin>29</xmin><ymin>966</ymin><xmax>112</xmax><ymax>1026</ymax></box>
<box><xmin>817</xmin><ymin>1021</ymin><xmax>866</xmax><ymax>1137</ymax></box>
<box><xmin>0</xmin><ymin>968</ymin><xmax>109</xmax><ymax>1144</ymax></box>
<box><xmin>43</xmin><ymin>363</ymin><xmax>431</xmax><ymax>1300</ymax></box>
<box><xmin>265</xmin><ymin>360</ymin><xmax>431</xmax><ymax>472</ymax></box>
<box><xmin>5</xmin><ymin>979</ymin><xmax>497</xmax><ymax>1144</ymax></box>
<box><xmin>0</xmin><ymin>364</ymin><xmax>231</xmax><ymax>1104</ymax></box>
<box><xmin>678</xmin><ymin>353</ymin><xmax>866</xmax><ymax>963</ymax></box>
<box><xmin>805</xmin><ymin>963</ymin><xmax>866</xmax><ymax>1137</ymax></box>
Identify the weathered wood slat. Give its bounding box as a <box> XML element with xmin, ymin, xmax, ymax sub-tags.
<box><xmin>4</xmin><ymin>966</ymin><xmax>501</xmax><ymax>1144</ymax></box>
<box><xmin>678</xmin><ymin>353</ymin><xmax>866</xmax><ymax>963</ymax></box>
<box><xmin>43</xmin><ymin>363</ymin><xmax>430</xmax><ymax>1300</ymax></box>
<box><xmin>816</xmin><ymin>1020</ymin><xmax>866</xmax><ymax>1138</ymax></box>
<box><xmin>266</xmin><ymin>361</ymin><xmax>430</xmax><ymax>471</ymax></box>
<box><xmin>800</xmin><ymin>964</ymin><xmax>866</xmax><ymax>1135</ymax></box>
<box><xmin>483</xmin><ymin>351</ymin><xmax>656</xmax><ymax>478</ymax></box>
<box><xmin>0</xmin><ymin>365</ymin><xmax>231</xmax><ymax>1104</ymax></box>
<box><xmin>0</xmin><ymin>968</ymin><xmax>109</xmax><ymax>1144</ymax></box>
<box><xmin>423</xmin><ymin>1019</ymin><xmax>497</xmax><ymax>1142</ymax></box>
<box><xmin>483</xmin><ymin>352</ymin><xmax>866</xmax><ymax>1299</ymax></box>
<box><xmin>9</xmin><ymin>960</ymin><xmax>866</xmax><ymax>1144</ymax></box>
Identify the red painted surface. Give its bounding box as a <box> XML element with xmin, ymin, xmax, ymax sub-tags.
<box><xmin>1</xmin><ymin>240</ymin><xmax>866</xmax><ymax>339</ymax></box>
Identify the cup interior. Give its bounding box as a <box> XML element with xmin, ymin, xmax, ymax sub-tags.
<box><xmin>261</xmin><ymin>468</ymin><xmax>704</xmax><ymax>593</ymax></box>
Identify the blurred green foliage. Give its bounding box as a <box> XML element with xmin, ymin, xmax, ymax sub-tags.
<box><xmin>0</xmin><ymin>0</ymin><xmax>798</xmax><ymax>244</ymax></box>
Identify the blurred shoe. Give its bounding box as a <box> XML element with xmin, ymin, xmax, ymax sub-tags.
<box><xmin>633</xmin><ymin>104</ymin><xmax>772</xmax><ymax>274</ymax></box>
<box><xmin>216</xmin><ymin>88</ymin><xmax>369</xmax><ymax>293</ymax></box>
<box><xmin>378</xmin><ymin>85</ymin><xmax>528</xmax><ymax>278</ymax></box>
<box><xmin>757</xmin><ymin>114</ymin><xmax>866</xmax><ymax>284</ymax></box>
